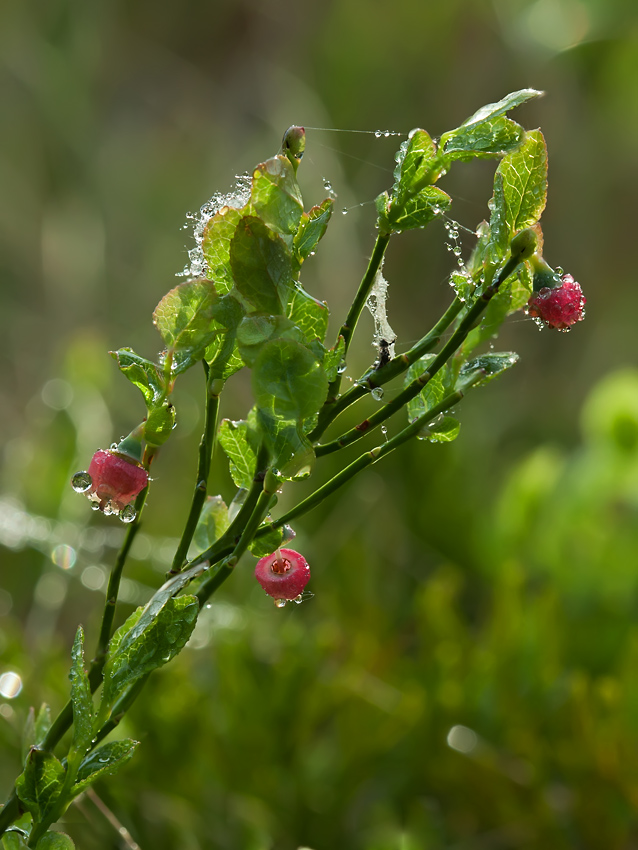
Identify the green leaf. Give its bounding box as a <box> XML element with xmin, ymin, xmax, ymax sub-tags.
<box><xmin>237</xmin><ymin>314</ymin><xmax>306</xmax><ymax>368</ymax></box>
<box><xmin>249</xmin><ymin>525</ymin><xmax>284</xmax><ymax>558</ymax></box>
<box><xmin>405</xmin><ymin>355</ymin><xmax>453</xmax><ymax>422</ymax></box>
<box><xmin>2</xmin><ymin>831</ymin><xmax>28</xmax><ymax>849</ymax></box>
<box><xmin>68</xmin><ymin>627</ymin><xmax>93</xmax><ymax>758</ymax></box>
<box><xmin>417</xmin><ymin>415</ymin><xmax>461</xmax><ymax>443</ymax></box>
<box><xmin>101</xmin><ymin>595</ymin><xmax>199</xmax><ymax>710</ymax></box>
<box><xmin>441</xmin><ymin>115</ymin><xmax>524</xmax><ymax>161</ymax></box>
<box><xmin>391</xmin><ymin>129</ymin><xmax>437</xmax><ymax>205</ymax></box>
<box><xmin>249</xmin><ymin>155</ymin><xmax>304</xmax><ymax>241</ymax></box>
<box><xmin>218</xmin><ymin>419</ymin><xmax>258</xmax><ymax>490</ymax></box>
<box><xmin>294</xmin><ymin>199</ymin><xmax>333</xmax><ymax>263</ymax></box>
<box><xmin>110</xmin><ymin>348</ymin><xmax>165</xmax><ymax>408</ymax></box>
<box><xmin>377</xmin><ymin>185</ymin><xmax>452</xmax><ymax>233</ymax></box>
<box><xmin>15</xmin><ymin>749</ymin><xmax>65</xmax><ymax>821</ymax></box>
<box><xmin>452</xmin><ymin>89</ymin><xmax>543</xmax><ymax>132</ymax></box>
<box><xmin>256</xmin><ymin>412</ymin><xmax>316</xmax><ymax>481</ymax></box>
<box><xmin>143</xmin><ymin>402</ymin><xmax>176</xmax><ymax>447</ymax></box>
<box><xmin>463</xmin><ymin>289</ymin><xmax>512</xmax><ymax>354</ymax></box>
<box><xmin>496</xmin><ymin>129</ymin><xmax>548</xmax><ymax>238</ymax></box>
<box><xmin>203</xmin><ymin>294</ymin><xmax>245</xmax><ymax>382</ymax></box>
<box><xmin>191</xmin><ymin>495</ymin><xmax>230</xmax><ymax>554</ymax></box>
<box><xmin>22</xmin><ymin>704</ymin><xmax>51</xmax><ymax>764</ymax></box>
<box><xmin>153</xmin><ymin>279</ymin><xmax>225</xmax><ymax>374</ymax></box>
<box><xmin>459</xmin><ymin>352</ymin><xmax>519</xmax><ymax>388</ymax></box>
<box><xmin>35</xmin><ymin>833</ymin><xmax>76</xmax><ymax>850</ymax></box>
<box><xmin>287</xmin><ymin>286</ymin><xmax>329</xmax><ymax>344</ymax></box>
<box><xmin>323</xmin><ymin>335</ymin><xmax>346</xmax><ymax>382</ymax></box>
<box><xmin>72</xmin><ymin>739</ymin><xmax>139</xmax><ymax>797</ymax></box>
<box><xmin>201</xmin><ymin>205</ymin><xmax>244</xmax><ymax>294</ymax></box>
<box><xmin>252</xmin><ymin>338</ymin><xmax>329</xmax><ymax>422</ymax></box>
<box><xmin>230</xmin><ymin>216</ymin><xmax>294</xmax><ymax>315</ymax></box>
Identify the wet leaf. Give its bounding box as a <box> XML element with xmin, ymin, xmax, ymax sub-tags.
<box><xmin>441</xmin><ymin>115</ymin><xmax>524</xmax><ymax>161</ymax></box>
<box><xmin>497</xmin><ymin>129</ymin><xmax>548</xmax><ymax>237</ymax></box>
<box><xmin>71</xmin><ymin>739</ymin><xmax>139</xmax><ymax>797</ymax></box>
<box><xmin>249</xmin><ymin>155</ymin><xmax>304</xmax><ymax>241</ymax></box>
<box><xmin>406</xmin><ymin>355</ymin><xmax>453</xmax><ymax>422</ymax></box>
<box><xmin>35</xmin><ymin>833</ymin><xmax>76</xmax><ymax>850</ymax></box>
<box><xmin>218</xmin><ymin>419</ymin><xmax>258</xmax><ymax>490</ymax></box>
<box><xmin>202</xmin><ymin>294</ymin><xmax>245</xmax><ymax>381</ymax></box>
<box><xmin>15</xmin><ymin>748</ymin><xmax>65</xmax><ymax>821</ymax></box>
<box><xmin>256</xmin><ymin>412</ymin><xmax>316</xmax><ymax>481</ymax></box>
<box><xmin>153</xmin><ymin>279</ymin><xmax>223</xmax><ymax>374</ymax></box>
<box><xmin>377</xmin><ymin>185</ymin><xmax>452</xmax><ymax>233</ymax></box>
<box><xmin>143</xmin><ymin>402</ymin><xmax>175</xmax><ymax>447</ymax></box>
<box><xmin>252</xmin><ymin>338</ymin><xmax>328</xmax><ymax>422</ymax></box>
<box><xmin>249</xmin><ymin>525</ymin><xmax>284</xmax><ymax>558</ymax></box>
<box><xmin>287</xmin><ymin>286</ymin><xmax>329</xmax><ymax>345</ymax></box>
<box><xmin>391</xmin><ymin>129</ymin><xmax>437</xmax><ymax>202</ymax></box>
<box><xmin>418</xmin><ymin>415</ymin><xmax>461</xmax><ymax>443</ymax></box>
<box><xmin>101</xmin><ymin>596</ymin><xmax>199</xmax><ymax>710</ymax></box>
<box><xmin>237</xmin><ymin>315</ymin><xmax>306</xmax><ymax>368</ymax></box>
<box><xmin>22</xmin><ymin>704</ymin><xmax>51</xmax><ymax>764</ymax></box>
<box><xmin>192</xmin><ymin>495</ymin><xmax>230</xmax><ymax>554</ymax></box>
<box><xmin>451</xmin><ymin>89</ymin><xmax>543</xmax><ymax>131</ymax></box>
<box><xmin>110</xmin><ymin>349</ymin><xmax>165</xmax><ymax>408</ymax></box>
<box><xmin>323</xmin><ymin>335</ymin><xmax>346</xmax><ymax>382</ymax></box>
<box><xmin>294</xmin><ymin>199</ymin><xmax>333</xmax><ymax>263</ymax></box>
<box><xmin>230</xmin><ymin>216</ymin><xmax>293</xmax><ymax>315</ymax></box>
<box><xmin>68</xmin><ymin>626</ymin><xmax>93</xmax><ymax>757</ymax></box>
<box><xmin>459</xmin><ymin>352</ymin><xmax>519</xmax><ymax>388</ymax></box>
<box><xmin>202</xmin><ymin>205</ymin><xmax>244</xmax><ymax>295</ymax></box>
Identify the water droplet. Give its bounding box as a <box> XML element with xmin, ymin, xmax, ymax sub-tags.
<box><xmin>381</xmin><ymin>425</ymin><xmax>389</xmax><ymax>442</ymax></box>
<box><xmin>71</xmin><ymin>471</ymin><xmax>92</xmax><ymax>493</ymax></box>
<box><xmin>375</xmin><ymin>130</ymin><xmax>383</xmax><ymax>138</ymax></box>
<box><xmin>371</xmin><ymin>387</ymin><xmax>384</xmax><ymax>401</ymax></box>
<box><xmin>274</xmin><ymin>598</ymin><xmax>287</xmax><ymax>608</ymax></box>
<box><xmin>282</xmin><ymin>524</ymin><xmax>296</xmax><ymax>543</ymax></box>
<box><xmin>337</xmin><ymin>360</ymin><xmax>347</xmax><ymax>374</ymax></box>
<box><xmin>120</xmin><ymin>505</ymin><xmax>137</xmax><ymax>523</ymax></box>
<box><xmin>341</xmin><ymin>208</ymin><xmax>348</xmax><ymax>215</ymax></box>
<box><xmin>110</xmin><ymin>442</ymin><xmax>118</xmax><ymax>451</ymax></box>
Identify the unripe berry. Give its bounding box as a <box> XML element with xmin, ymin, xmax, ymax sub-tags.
<box><xmin>72</xmin><ymin>449</ymin><xmax>148</xmax><ymax>518</ymax></box>
<box><xmin>255</xmin><ymin>548</ymin><xmax>310</xmax><ymax>602</ymax></box>
<box><xmin>527</xmin><ymin>273</ymin><xmax>586</xmax><ymax>331</ymax></box>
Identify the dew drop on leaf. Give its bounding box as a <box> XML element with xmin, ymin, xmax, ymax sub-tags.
<box><xmin>71</xmin><ymin>471</ymin><xmax>92</xmax><ymax>493</ymax></box>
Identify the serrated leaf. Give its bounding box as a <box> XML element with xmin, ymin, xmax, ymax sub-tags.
<box><xmin>230</xmin><ymin>216</ymin><xmax>293</xmax><ymax>315</ymax></box>
<box><xmin>294</xmin><ymin>199</ymin><xmax>333</xmax><ymax>263</ymax></box>
<box><xmin>459</xmin><ymin>352</ymin><xmax>519</xmax><ymax>388</ymax></box>
<box><xmin>252</xmin><ymin>338</ymin><xmax>328</xmax><ymax>422</ymax></box>
<box><xmin>191</xmin><ymin>496</ymin><xmax>230</xmax><ymax>554</ymax></box>
<box><xmin>441</xmin><ymin>115</ymin><xmax>524</xmax><ymax>160</ymax></box>
<box><xmin>71</xmin><ymin>739</ymin><xmax>139</xmax><ymax>797</ymax></box>
<box><xmin>69</xmin><ymin>626</ymin><xmax>93</xmax><ymax>757</ymax></box>
<box><xmin>496</xmin><ymin>129</ymin><xmax>548</xmax><ymax>237</ymax></box>
<box><xmin>203</xmin><ymin>294</ymin><xmax>245</xmax><ymax>382</ymax></box>
<box><xmin>453</xmin><ymin>89</ymin><xmax>543</xmax><ymax>131</ymax></box>
<box><xmin>287</xmin><ymin>286</ymin><xmax>329</xmax><ymax>344</ymax></box>
<box><xmin>35</xmin><ymin>833</ymin><xmax>76</xmax><ymax>850</ymax></box>
<box><xmin>22</xmin><ymin>704</ymin><xmax>51</xmax><ymax>764</ymax></box>
<box><xmin>153</xmin><ymin>279</ymin><xmax>223</xmax><ymax>373</ymax></box>
<box><xmin>101</xmin><ymin>596</ymin><xmax>199</xmax><ymax>710</ymax></box>
<box><xmin>15</xmin><ymin>749</ymin><xmax>65</xmax><ymax>821</ymax></box>
<box><xmin>201</xmin><ymin>205</ymin><xmax>244</xmax><ymax>294</ymax></box>
<box><xmin>110</xmin><ymin>349</ymin><xmax>166</xmax><ymax>408</ymax></box>
<box><xmin>249</xmin><ymin>155</ymin><xmax>304</xmax><ymax>241</ymax></box>
<box><xmin>417</xmin><ymin>415</ymin><xmax>461</xmax><ymax>443</ymax></box>
<box><xmin>218</xmin><ymin>419</ymin><xmax>258</xmax><ymax>490</ymax></box>
<box><xmin>143</xmin><ymin>402</ymin><xmax>176</xmax><ymax>447</ymax></box>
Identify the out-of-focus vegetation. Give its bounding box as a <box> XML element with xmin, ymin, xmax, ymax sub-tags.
<box><xmin>2</xmin><ymin>0</ymin><xmax>638</xmax><ymax>847</ymax></box>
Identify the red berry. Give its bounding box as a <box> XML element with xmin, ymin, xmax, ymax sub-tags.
<box><xmin>527</xmin><ymin>274</ymin><xmax>585</xmax><ymax>330</ymax></box>
<box><xmin>75</xmin><ymin>449</ymin><xmax>148</xmax><ymax>515</ymax></box>
<box><xmin>255</xmin><ymin>548</ymin><xmax>310</xmax><ymax>601</ymax></box>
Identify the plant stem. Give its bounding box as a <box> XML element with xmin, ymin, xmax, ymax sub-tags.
<box><xmin>168</xmin><ymin>362</ymin><xmax>220</xmax><ymax>576</ymax></box>
<box><xmin>309</xmin><ymin>295</ymin><xmax>464</xmax><ymax>440</ymax></box>
<box><xmin>323</xmin><ymin>232</ymin><xmax>391</xmax><ymax>406</ymax></box>
<box><xmin>315</xmin><ymin>254</ymin><xmax>523</xmax><ymax>457</ymax></box>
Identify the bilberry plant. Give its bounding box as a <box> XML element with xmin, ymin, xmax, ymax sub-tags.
<box><xmin>0</xmin><ymin>89</ymin><xmax>585</xmax><ymax>847</ymax></box>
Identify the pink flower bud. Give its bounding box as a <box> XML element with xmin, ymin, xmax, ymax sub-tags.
<box><xmin>255</xmin><ymin>548</ymin><xmax>310</xmax><ymax>601</ymax></box>
<box><xmin>527</xmin><ymin>273</ymin><xmax>586</xmax><ymax>330</ymax></box>
<box><xmin>72</xmin><ymin>449</ymin><xmax>148</xmax><ymax>517</ymax></box>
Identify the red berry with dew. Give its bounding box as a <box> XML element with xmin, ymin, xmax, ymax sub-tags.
<box><xmin>255</xmin><ymin>548</ymin><xmax>311</xmax><ymax>604</ymax></box>
<box><xmin>72</xmin><ymin>449</ymin><xmax>148</xmax><ymax>519</ymax></box>
<box><xmin>527</xmin><ymin>273</ymin><xmax>586</xmax><ymax>331</ymax></box>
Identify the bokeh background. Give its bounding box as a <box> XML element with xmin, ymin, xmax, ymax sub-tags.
<box><xmin>2</xmin><ymin>0</ymin><xmax>638</xmax><ymax>847</ymax></box>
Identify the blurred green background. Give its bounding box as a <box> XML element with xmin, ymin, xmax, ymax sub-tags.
<box><xmin>2</xmin><ymin>0</ymin><xmax>638</xmax><ymax>847</ymax></box>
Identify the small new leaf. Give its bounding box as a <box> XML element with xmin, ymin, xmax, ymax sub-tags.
<box><xmin>287</xmin><ymin>287</ymin><xmax>329</xmax><ymax>345</ymax></box>
<box><xmin>218</xmin><ymin>419</ymin><xmax>258</xmax><ymax>490</ymax></box>
<box><xmin>496</xmin><ymin>129</ymin><xmax>548</xmax><ymax>237</ymax></box>
<box><xmin>249</xmin><ymin>155</ymin><xmax>304</xmax><ymax>241</ymax></box>
<box><xmin>153</xmin><ymin>279</ymin><xmax>222</xmax><ymax>373</ymax></box>
<box><xmin>110</xmin><ymin>349</ymin><xmax>165</xmax><ymax>408</ymax></box>
<box><xmin>230</xmin><ymin>216</ymin><xmax>293</xmax><ymax>315</ymax></box>
<box><xmin>22</xmin><ymin>704</ymin><xmax>51</xmax><ymax>764</ymax></box>
<box><xmin>192</xmin><ymin>495</ymin><xmax>230</xmax><ymax>554</ymax></box>
<box><xmin>459</xmin><ymin>352</ymin><xmax>519</xmax><ymax>388</ymax></box>
<box><xmin>35</xmin><ymin>833</ymin><xmax>76</xmax><ymax>850</ymax></box>
<box><xmin>294</xmin><ymin>199</ymin><xmax>333</xmax><ymax>263</ymax></box>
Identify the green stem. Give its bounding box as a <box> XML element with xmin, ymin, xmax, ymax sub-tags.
<box><xmin>315</xmin><ymin>254</ymin><xmax>523</xmax><ymax>457</ymax></box>
<box><xmin>168</xmin><ymin>363</ymin><xmax>220</xmax><ymax>576</ymax></box>
<box><xmin>309</xmin><ymin>295</ymin><xmax>464</xmax><ymax>440</ymax></box>
<box><xmin>324</xmin><ymin>232</ymin><xmax>391</xmax><ymax>405</ymax></box>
